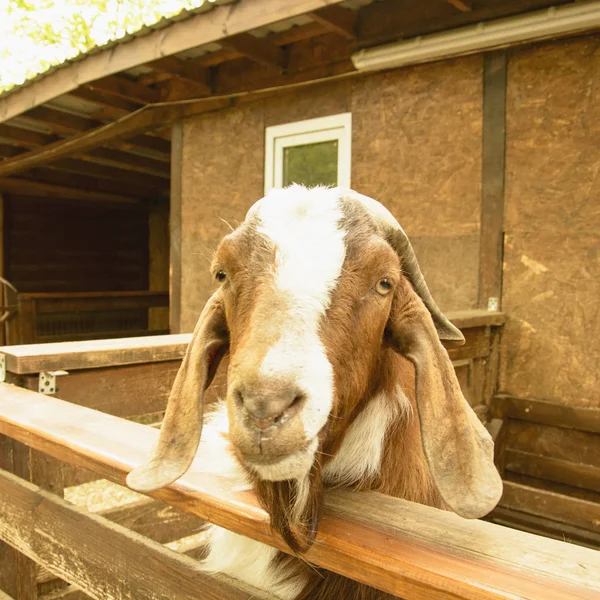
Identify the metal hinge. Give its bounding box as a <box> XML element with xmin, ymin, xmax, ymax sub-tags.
<box><xmin>487</xmin><ymin>297</ymin><xmax>499</xmax><ymax>312</ymax></box>
<box><xmin>0</xmin><ymin>354</ymin><xmax>5</xmax><ymax>383</ymax></box>
<box><xmin>39</xmin><ymin>370</ymin><xmax>68</xmax><ymax>395</ymax></box>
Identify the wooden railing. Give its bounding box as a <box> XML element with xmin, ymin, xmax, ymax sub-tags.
<box><xmin>5</xmin><ymin>312</ymin><xmax>596</xmax><ymax>599</ymax></box>
<box><xmin>4</xmin><ymin>290</ymin><xmax>169</xmax><ymax>345</ymax></box>
<box><xmin>488</xmin><ymin>394</ymin><xmax>600</xmax><ymax>549</ymax></box>
<box><xmin>1</xmin><ymin>385</ymin><xmax>599</xmax><ymax>600</ymax></box>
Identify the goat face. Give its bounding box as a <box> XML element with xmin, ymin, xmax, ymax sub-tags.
<box><xmin>127</xmin><ymin>185</ymin><xmax>502</xmax><ymax>551</ymax></box>
<box><xmin>214</xmin><ymin>187</ymin><xmax>401</xmax><ymax>482</ymax></box>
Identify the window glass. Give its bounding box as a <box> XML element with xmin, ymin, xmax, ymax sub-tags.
<box><xmin>282</xmin><ymin>140</ymin><xmax>338</xmax><ymax>188</ymax></box>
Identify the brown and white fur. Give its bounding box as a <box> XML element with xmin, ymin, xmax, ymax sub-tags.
<box><xmin>127</xmin><ymin>185</ymin><xmax>502</xmax><ymax>599</ymax></box>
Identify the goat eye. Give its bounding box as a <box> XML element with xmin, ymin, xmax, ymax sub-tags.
<box><xmin>215</xmin><ymin>270</ymin><xmax>227</xmax><ymax>283</ymax></box>
<box><xmin>375</xmin><ymin>278</ymin><xmax>392</xmax><ymax>295</ymax></box>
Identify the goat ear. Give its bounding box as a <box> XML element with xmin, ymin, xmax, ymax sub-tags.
<box><xmin>385</xmin><ymin>279</ymin><xmax>502</xmax><ymax>518</ymax></box>
<box><xmin>126</xmin><ymin>291</ymin><xmax>229</xmax><ymax>493</ymax></box>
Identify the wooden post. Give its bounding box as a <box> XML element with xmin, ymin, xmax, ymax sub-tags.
<box><xmin>478</xmin><ymin>51</ymin><xmax>507</xmax><ymax>310</ymax></box>
<box><xmin>170</xmin><ymin>120</ymin><xmax>183</xmax><ymax>334</ymax></box>
<box><xmin>0</xmin><ymin>194</ymin><xmax>4</xmax><ymax>346</ymax></box>
<box><xmin>149</xmin><ymin>202</ymin><xmax>170</xmax><ymax>331</ymax></box>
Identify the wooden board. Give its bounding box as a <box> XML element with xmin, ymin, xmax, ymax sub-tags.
<box><xmin>0</xmin><ymin>310</ymin><xmax>502</xmax><ymax>375</ymax></box>
<box><xmin>0</xmin><ymin>469</ymin><xmax>268</xmax><ymax>600</ymax></box>
<box><xmin>489</xmin><ymin>507</ymin><xmax>600</xmax><ymax>550</ymax></box>
<box><xmin>500</xmin><ymin>480</ymin><xmax>600</xmax><ymax>532</ymax></box>
<box><xmin>504</xmin><ymin>449</ymin><xmax>600</xmax><ymax>493</ymax></box>
<box><xmin>169</xmin><ymin>121</ymin><xmax>184</xmax><ymax>334</ymax></box>
<box><xmin>0</xmin><ymin>384</ymin><xmax>598</xmax><ymax>600</ymax></box>
<box><xmin>18</xmin><ymin>360</ymin><xmax>181</xmax><ymax>418</ymax></box>
<box><xmin>0</xmin><ymin>334</ymin><xmax>191</xmax><ymax>374</ymax></box>
<box><xmin>493</xmin><ymin>395</ymin><xmax>600</xmax><ymax>434</ymax></box>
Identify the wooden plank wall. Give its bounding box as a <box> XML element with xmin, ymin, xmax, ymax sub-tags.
<box><xmin>3</xmin><ymin>195</ymin><xmax>149</xmax><ymax>293</ymax></box>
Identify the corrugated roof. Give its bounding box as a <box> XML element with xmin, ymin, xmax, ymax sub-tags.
<box><xmin>0</xmin><ymin>0</ymin><xmax>235</xmax><ymax>101</ymax></box>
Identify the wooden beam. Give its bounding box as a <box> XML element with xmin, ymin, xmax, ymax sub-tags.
<box><xmin>492</xmin><ymin>394</ymin><xmax>600</xmax><ymax>434</ymax></box>
<box><xmin>0</xmin><ymin>144</ymin><xmax>24</xmax><ymax>159</ymax></box>
<box><xmin>0</xmin><ymin>178</ymin><xmax>139</xmax><ymax>204</ymax></box>
<box><xmin>0</xmin><ymin>333</ymin><xmax>190</xmax><ymax>374</ymax></box>
<box><xmin>51</xmin><ymin>159</ymin><xmax>170</xmax><ymax>191</ymax></box>
<box><xmin>18</xmin><ymin>106</ymin><xmax>102</xmax><ymax>135</ymax></box>
<box><xmin>489</xmin><ymin>506</ymin><xmax>600</xmax><ymax>550</ymax></box>
<box><xmin>221</xmin><ymin>33</ymin><xmax>284</xmax><ymax>70</ymax></box>
<box><xmin>127</xmin><ymin>134</ymin><xmax>171</xmax><ymax>155</ymax></box>
<box><xmin>0</xmin><ymin>98</ymin><xmax>231</xmax><ymax>178</ymax></box>
<box><xmin>0</xmin><ymin>124</ymin><xmax>57</xmax><ymax>148</ymax></box>
<box><xmin>0</xmin><ymin>118</ymin><xmax>169</xmax><ymax>163</ymax></box>
<box><xmin>0</xmin><ymin>469</ymin><xmax>268</xmax><ymax>600</ymax></box>
<box><xmin>85</xmin><ymin>75</ymin><xmax>161</xmax><ymax>105</ymax></box>
<box><xmin>308</xmin><ymin>5</ymin><xmax>357</xmax><ymax>39</ymax></box>
<box><xmin>0</xmin><ymin>0</ymin><xmax>347</xmax><ymax>123</ymax></box>
<box><xmin>197</xmin><ymin>22</ymin><xmax>328</xmax><ymax>68</ymax></box>
<box><xmin>478</xmin><ymin>51</ymin><xmax>507</xmax><ymax>309</ymax></box>
<box><xmin>500</xmin><ymin>480</ymin><xmax>600</xmax><ymax>532</ymax></box>
<box><xmin>81</xmin><ymin>147</ymin><xmax>170</xmax><ymax>177</ymax></box>
<box><xmin>447</xmin><ymin>0</ymin><xmax>472</xmax><ymax>11</ymax></box>
<box><xmin>504</xmin><ymin>449</ymin><xmax>600</xmax><ymax>493</ymax></box>
<box><xmin>170</xmin><ymin>121</ymin><xmax>183</xmax><ymax>334</ymax></box>
<box><xmin>0</xmin><ymin>386</ymin><xmax>599</xmax><ymax>599</ymax></box>
<box><xmin>148</xmin><ymin>57</ymin><xmax>211</xmax><ymax>93</ymax></box>
<box><xmin>21</xmin><ymin>167</ymin><xmax>160</xmax><ymax>200</ymax></box>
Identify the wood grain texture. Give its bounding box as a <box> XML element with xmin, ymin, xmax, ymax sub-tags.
<box><xmin>3</xmin><ymin>196</ymin><xmax>149</xmax><ymax>295</ymax></box>
<box><xmin>170</xmin><ymin>121</ymin><xmax>184</xmax><ymax>334</ymax></box>
<box><xmin>501</xmin><ymin>36</ymin><xmax>600</xmax><ymax>408</ymax></box>
<box><xmin>489</xmin><ymin>507</ymin><xmax>600</xmax><ymax>550</ymax></box>
<box><xmin>0</xmin><ymin>468</ymin><xmax>268</xmax><ymax>600</ymax></box>
<box><xmin>493</xmin><ymin>395</ymin><xmax>600</xmax><ymax>434</ymax></box>
<box><xmin>504</xmin><ymin>449</ymin><xmax>600</xmax><ymax>493</ymax></box>
<box><xmin>0</xmin><ymin>385</ymin><xmax>599</xmax><ymax>599</ymax></box>
<box><xmin>500</xmin><ymin>480</ymin><xmax>600</xmax><ymax>531</ymax></box>
<box><xmin>0</xmin><ymin>334</ymin><xmax>192</xmax><ymax>374</ymax></box>
<box><xmin>20</xmin><ymin>360</ymin><xmax>181</xmax><ymax>418</ymax></box>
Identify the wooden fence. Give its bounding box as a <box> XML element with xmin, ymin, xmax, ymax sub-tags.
<box><xmin>0</xmin><ymin>311</ymin><xmax>598</xmax><ymax>599</ymax></box>
<box><xmin>3</xmin><ymin>290</ymin><xmax>169</xmax><ymax>346</ymax></box>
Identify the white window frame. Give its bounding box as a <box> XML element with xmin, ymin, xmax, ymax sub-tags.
<box><xmin>264</xmin><ymin>112</ymin><xmax>352</xmax><ymax>194</ymax></box>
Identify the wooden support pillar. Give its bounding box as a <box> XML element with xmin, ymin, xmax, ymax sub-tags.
<box><xmin>478</xmin><ymin>51</ymin><xmax>507</xmax><ymax>310</ymax></box>
<box><xmin>170</xmin><ymin>121</ymin><xmax>184</xmax><ymax>334</ymax></box>
<box><xmin>0</xmin><ymin>194</ymin><xmax>4</xmax><ymax>346</ymax></box>
<box><xmin>149</xmin><ymin>202</ymin><xmax>170</xmax><ymax>331</ymax></box>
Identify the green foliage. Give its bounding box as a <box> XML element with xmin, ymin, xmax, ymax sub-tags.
<box><xmin>0</xmin><ymin>0</ymin><xmax>206</xmax><ymax>93</ymax></box>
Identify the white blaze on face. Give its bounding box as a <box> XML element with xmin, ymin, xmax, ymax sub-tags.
<box><xmin>252</xmin><ymin>185</ymin><xmax>347</xmax><ymax>444</ymax></box>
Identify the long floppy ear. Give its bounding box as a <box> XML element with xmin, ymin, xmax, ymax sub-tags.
<box><xmin>126</xmin><ymin>291</ymin><xmax>229</xmax><ymax>492</ymax></box>
<box><xmin>386</xmin><ymin>278</ymin><xmax>503</xmax><ymax>518</ymax></box>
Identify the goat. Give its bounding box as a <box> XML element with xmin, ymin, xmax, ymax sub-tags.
<box><xmin>127</xmin><ymin>185</ymin><xmax>503</xmax><ymax>599</ymax></box>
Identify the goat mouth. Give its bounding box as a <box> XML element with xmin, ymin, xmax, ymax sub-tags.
<box><xmin>239</xmin><ymin>438</ymin><xmax>319</xmax><ymax>481</ymax></box>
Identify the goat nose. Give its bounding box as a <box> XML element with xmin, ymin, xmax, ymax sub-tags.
<box><xmin>234</xmin><ymin>382</ymin><xmax>304</xmax><ymax>430</ymax></box>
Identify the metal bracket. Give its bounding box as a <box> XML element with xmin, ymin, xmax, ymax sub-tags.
<box><xmin>0</xmin><ymin>354</ymin><xmax>5</xmax><ymax>383</ymax></box>
<box><xmin>487</xmin><ymin>297</ymin><xmax>499</xmax><ymax>312</ymax></box>
<box><xmin>39</xmin><ymin>370</ymin><xmax>68</xmax><ymax>395</ymax></box>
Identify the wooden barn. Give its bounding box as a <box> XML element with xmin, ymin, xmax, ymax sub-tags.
<box><xmin>0</xmin><ymin>0</ymin><xmax>599</xmax><ymax>598</ymax></box>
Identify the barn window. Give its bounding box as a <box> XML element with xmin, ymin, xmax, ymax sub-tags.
<box><xmin>264</xmin><ymin>112</ymin><xmax>352</xmax><ymax>194</ymax></box>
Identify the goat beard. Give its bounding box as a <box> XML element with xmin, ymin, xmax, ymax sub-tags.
<box><xmin>254</xmin><ymin>453</ymin><xmax>324</xmax><ymax>554</ymax></box>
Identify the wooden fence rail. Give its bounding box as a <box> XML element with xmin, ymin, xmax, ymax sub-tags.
<box><xmin>4</xmin><ymin>290</ymin><xmax>169</xmax><ymax>345</ymax></box>
<box><xmin>0</xmin><ymin>383</ymin><xmax>599</xmax><ymax>600</ymax></box>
